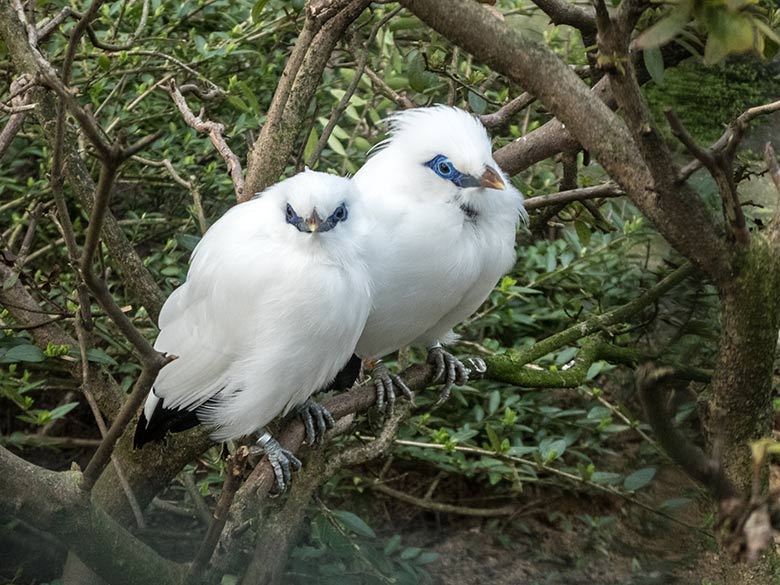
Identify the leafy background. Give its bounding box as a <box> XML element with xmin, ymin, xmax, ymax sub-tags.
<box><xmin>1</xmin><ymin>0</ymin><xmax>779</xmax><ymax>582</ymax></box>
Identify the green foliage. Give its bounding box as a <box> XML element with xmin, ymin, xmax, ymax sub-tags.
<box><xmin>646</xmin><ymin>56</ymin><xmax>780</xmax><ymax>142</ymax></box>
<box><xmin>287</xmin><ymin>508</ymin><xmax>436</xmax><ymax>585</ymax></box>
<box><xmin>634</xmin><ymin>0</ymin><xmax>780</xmax><ymax>63</ymax></box>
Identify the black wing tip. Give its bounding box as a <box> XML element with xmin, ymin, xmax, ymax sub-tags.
<box><xmin>325</xmin><ymin>354</ymin><xmax>362</xmax><ymax>392</ymax></box>
<box><xmin>133</xmin><ymin>397</ymin><xmax>203</xmax><ymax>449</ymax></box>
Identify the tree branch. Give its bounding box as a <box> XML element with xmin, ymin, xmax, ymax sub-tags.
<box><xmin>244</xmin><ymin>0</ymin><xmax>371</xmax><ymax>196</ymax></box>
<box><xmin>0</xmin><ymin>73</ymin><xmax>35</xmax><ymax>161</ymax></box>
<box><xmin>529</xmin><ymin>0</ymin><xmax>596</xmax><ymax>33</ymax></box>
<box><xmin>167</xmin><ymin>81</ymin><xmax>245</xmax><ymax>201</ymax></box>
<box><xmin>0</xmin><ymin>446</ymin><xmax>188</xmax><ymax>585</ymax></box>
<box><xmin>478</xmin><ymin>91</ymin><xmax>535</xmax><ymax>130</ymax></box>
<box><xmin>485</xmin><ymin>263</ymin><xmax>697</xmax><ymax>383</ymax></box>
<box><xmin>666</xmin><ymin>109</ymin><xmax>749</xmax><ymax>246</ymax></box>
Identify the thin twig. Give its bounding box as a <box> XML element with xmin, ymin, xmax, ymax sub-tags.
<box><xmin>371</xmin><ymin>482</ymin><xmax>517</xmax><ymax>517</ymax></box>
<box><xmin>167</xmin><ymin>81</ymin><xmax>244</xmax><ymax>201</ymax></box>
<box><xmin>765</xmin><ymin>142</ymin><xmax>780</xmax><ymax>232</ymax></box>
<box><xmin>666</xmin><ymin>109</ymin><xmax>749</xmax><ymax>246</ymax></box>
<box><xmin>188</xmin><ymin>447</ymin><xmax>249</xmax><ymax>580</ymax></box>
<box><xmin>0</xmin><ymin>74</ymin><xmax>35</xmax><ymax>161</ymax></box>
<box><xmin>479</xmin><ymin>91</ymin><xmax>535</xmax><ymax>129</ymax></box>
<box><xmin>307</xmin><ymin>6</ymin><xmax>402</xmax><ymax>168</ymax></box>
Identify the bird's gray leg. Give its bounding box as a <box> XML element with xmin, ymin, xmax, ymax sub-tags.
<box><xmin>372</xmin><ymin>359</ymin><xmax>414</xmax><ymax>412</ymax></box>
<box><xmin>427</xmin><ymin>342</ymin><xmax>486</xmax><ymax>405</ymax></box>
<box><xmin>294</xmin><ymin>398</ymin><xmax>335</xmax><ymax>445</ymax></box>
<box><xmin>250</xmin><ymin>430</ymin><xmax>302</xmax><ymax>492</ymax></box>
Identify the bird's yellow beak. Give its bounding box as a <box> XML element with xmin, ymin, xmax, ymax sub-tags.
<box><xmin>479</xmin><ymin>166</ymin><xmax>506</xmax><ymax>190</ymax></box>
<box><xmin>305</xmin><ymin>210</ymin><xmax>323</xmax><ymax>233</ymax></box>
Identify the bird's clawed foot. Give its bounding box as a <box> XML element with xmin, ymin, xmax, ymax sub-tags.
<box><xmin>295</xmin><ymin>398</ymin><xmax>335</xmax><ymax>445</ymax></box>
<box><xmin>372</xmin><ymin>360</ymin><xmax>414</xmax><ymax>413</ymax></box>
<box><xmin>428</xmin><ymin>344</ymin><xmax>481</xmax><ymax>405</ymax></box>
<box><xmin>250</xmin><ymin>431</ymin><xmax>302</xmax><ymax>493</ymax></box>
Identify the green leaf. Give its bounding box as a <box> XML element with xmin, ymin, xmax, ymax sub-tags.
<box><xmin>623</xmin><ymin>467</ymin><xmax>656</xmax><ymax>492</ymax></box>
<box><xmin>634</xmin><ymin>4</ymin><xmax>691</xmax><ymax>50</ymax></box>
<box><xmin>384</xmin><ymin>534</ymin><xmax>402</xmax><ymax>555</ymax></box>
<box><xmin>49</xmin><ymin>402</ymin><xmax>79</xmax><ymax>420</ymax></box>
<box><xmin>539</xmin><ymin>438</ymin><xmax>567</xmax><ymax>463</ymax></box>
<box><xmin>486</xmin><ymin>424</ymin><xmax>501</xmax><ymax>452</ymax></box>
<box><xmin>332</xmin><ymin>510</ymin><xmax>375</xmax><ymax>538</ymax></box>
<box><xmin>86</xmin><ymin>348</ymin><xmax>118</xmax><ymax>366</ymax></box>
<box><xmin>227</xmin><ymin>95</ymin><xmax>250</xmax><ymax>113</ymax></box>
<box><xmin>1</xmin><ymin>344</ymin><xmax>44</xmax><ymax>363</ymax></box>
<box><xmin>643</xmin><ymin>47</ymin><xmax>664</xmax><ymax>86</ymax></box>
<box><xmin>326</xmin><ymin>133</ymin><xmax>346</xmax><ymax>156</ymax></box>
<box><xmin>303</xmin><ymin>127</ymin><xmax>319</xmax><ymax>165</ymax></box>
<box><xmin>590</xmin><ymin>471</ymin><xmax>623</xmax><ymax>485</ymax></box>
<box><xmin>251</xmin><ymin>0</ymin><xmax>271</xmax><ymax>22</ymax></box>
<box><xmin>468</xmin><ymin>90</ymin><xmax>487</xmax><ymax>115</ymax></box>
<box><xmin>400</xmin><ymin>547</ymin><xmax>421</xmax><ymax>560</ymax></box>
<box><xmin>586</xmin><ymin>361</ymin><xmax>605</xmax><ymax>380</ymax></box>
<box><xmin>3</xmin><ymin>272</ymin><xmax>19</xmax><ymax>290</ymax></box>
<box><xmin>488</xmin><ymin>390</ymin><xmax>501</xmax><ymax>414</ymax></box>
<box><xmin>415</xmin><ymin>551</ymin><xmax>440</xmax><ymax>564</ymax></box>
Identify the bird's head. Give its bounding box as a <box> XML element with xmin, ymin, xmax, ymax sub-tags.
<box><xmin>264</xmin><ymin>169</ymin><xmax>368</xmax><ymax>245</ymax></box>
<box><xmin>367</xmin><ymin>105</ymin><xmax>523</xmax><ymax>221</ymax></box>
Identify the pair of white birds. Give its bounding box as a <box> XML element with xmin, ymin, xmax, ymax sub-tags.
<box><xmin>134</xmin><ymin>106</ymin><xmax>526</xmax><ymax>490</ymax></box>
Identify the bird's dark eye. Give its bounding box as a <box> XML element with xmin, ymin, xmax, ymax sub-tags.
<box><xmin>333</xmin><ymin>203</ymin><xmax>348</xmax><ymax>222</ymax></box>
<box><xmin>285</xmin><ymin>203</ymin><xmax>295</xmax><ymax>222</ymax></box>
<box><xmin>438</xmin><ymin>161</ymin><xmax>452</xmax><ymax>175</ymax></box>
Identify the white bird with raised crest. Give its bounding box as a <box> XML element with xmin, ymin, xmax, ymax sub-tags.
<box><xmin>349</xmin><ymin>105</ymin><xmax>526</xmax><ymax>407</ymax></box>
<box><xmin>133</xmin><ymin>170</ymin><xmax>372</xmax><ymax>490</ymax></box>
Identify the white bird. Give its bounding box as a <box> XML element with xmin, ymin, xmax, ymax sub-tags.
<box><xmin>133</xmin><ymin>170</ymin><xmax>372</xmax><ymax>490</ymax></box>
<box><xmin>351</xmin><ymin>105</ymin><xmax>526</xmax><ymax>408</ymax></box>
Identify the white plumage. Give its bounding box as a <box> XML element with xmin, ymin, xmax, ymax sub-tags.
<box><xmin>352</xmin><ymin>106</ymin><xmax>525</xmax><ymax>395</ymax></box>
<box><xmin>138</xmin><ymin>170</ymin><xmax>372</xmax><ymax>443</ymax></box>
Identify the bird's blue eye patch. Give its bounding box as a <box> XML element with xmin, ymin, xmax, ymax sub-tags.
<box><xmin>318</xmin><ymin>203</ymin><xmax>349</xmax><ymax>233</ymax></box>
<box><xmin>424</xmin><ymin>155</ymin><xmax>478</xmax><ymax>188</ymax></box>
<box><xmin>286</xmin><ymin>203</ymin><xmax>302</xmax><ymax>225</ymax></box>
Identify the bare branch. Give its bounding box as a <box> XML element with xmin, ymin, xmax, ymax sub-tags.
<box><xmin>168</xmin><ymin>81</ymin><xmax>245</xmax><ymax>201</ymax></box>
<box><xmin>680</xmin><ymin>99</ymin><xmax>780</xmax><ymax>182</ymax></box>
<box><xmin>245</xmin><ymin>0</ymin><xmax>371</xmax><ymax>196</ymax></box>
<box><xmin>36</xmin><ymin>6</ymin><xmax>73</xmax><ymax>40</ymax></box>
<box><xmin>529</xmin><ymin>0</ymin><xmax>596</xmax><ymax>32</ymax></box>
<box><xmin>478</xmin><ymin>91</ymin><xmax>535</xmax><ymax>129</ymax></box>
<box><xmin>666</xmin><ymin>109</ymin><xmax>749</xmax><ymax>246</ymax></box>
<box><xmin>189</xmin><ymin>447</ymin><xmax>249</xmax><ymax>580</ymax></box>
<box><xmin>765</xmin><ymin>142</ymin><xmax>780</xmax><ymax>233</ymax></box>
<box><xmin>363</xmin><ymin>64</ymin><xmax>416</xmax><ymax>109</ymax></box>
<box><xmin>636</xmin><ymin>362</ymin><xmax>736</xmax><ymax>498</ymax></box>
<box><xmin>307</xmin><ymin>6</ymin><xmax>402</xmax><ymax>168</ymax></box>
<box><xmin>0</xmin><ymin>73</ymin><xmax>35</xmax><ymax>161</ymax></box>
<box><xmin>370</xmin><ymin>482</ymin><xmax>517</xmax><ymax>517</ymax></box>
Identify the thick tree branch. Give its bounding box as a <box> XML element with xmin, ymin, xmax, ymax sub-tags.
<box><xmin>244</xmin><ymin>0</ymin><xmax>370</xmax><ymax>196</ymax></box>
<box><xmin>0</xmin><ymin>447</ymin><xmax>188</xmax><ymax>585</ymax></box>
<box><xmin>636</xmin><ymin>363</ymin><xmax>735</xmax><ymax>498</ymax></box>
